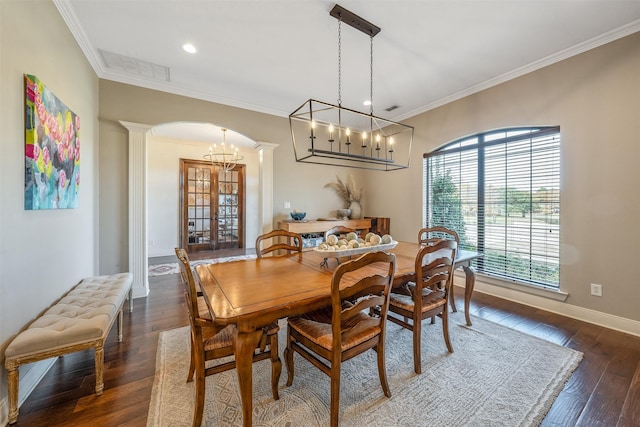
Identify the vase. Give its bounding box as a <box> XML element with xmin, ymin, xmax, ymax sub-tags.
<box><xmin>336</xmin><ymin>208</ymin><xmax>351</xmax><ymax>219</ymax></box>
<box><xmin>349</xmin><ymin>201</ymin><xmax>362</xmax><ymax>219</ymax></box>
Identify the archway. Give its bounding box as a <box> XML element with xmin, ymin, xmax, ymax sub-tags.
<box><xmin>120</xmin><ymin>121</ymin><xmax>277</xmax><ymax>298</ymax></box>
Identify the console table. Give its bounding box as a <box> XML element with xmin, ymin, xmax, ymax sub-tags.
<box><xmin>278</xmin><ymin>218</ymin><xmax>372</xmax><ymax>235</ymax></box>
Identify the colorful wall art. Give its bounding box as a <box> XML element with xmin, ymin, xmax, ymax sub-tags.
<box><xmin>24</xmin><ymin>74</ymin><xmax>80</xmax><ymax>209</ymax></box>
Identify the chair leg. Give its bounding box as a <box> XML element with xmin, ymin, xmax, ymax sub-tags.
<box><xmin>376</xmin><ymin>340</ymin><xmax>391</xmax><ymax>398</ymax></box>
<box><xmin>270</xmin><ymin>333</ymin><xmax>282</xmax><ymax>400</ymax></box>
<box><xmin>413</xmin><ymin>316</ymin><xmax>422</xmax><ymax>374</ymax></box>
<box><xmin>442</xmin><ymin>308</ymin><xmax>453</xmax><ymax>353</ymax></box>
<box><xmin>187</xmin><ymin>329</ymin><xmax>196</xmax><ymax>383</ymax></box>
<box><xmin>450</xmin><ymin>287</ymin><xmax>458</xmax><ymax>312</ymax></box>
<box><xmin>329</xmin><ymin>361</ymin><xmax>341</xmax><ymax>427</ymax></box>
<box><xmin>284</xmin><ymin>328</ymin><xmax>295</xmax><ymax>387</ymax></box>
<box><xmin>192</xmin><ymin>346</ymin><xmax>206</xmax><ymax>427</ymax></box>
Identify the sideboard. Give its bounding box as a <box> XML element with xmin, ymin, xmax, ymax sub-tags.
<box><xmin>278</xmin><ymin>218</ymin><xmax>372</xmax><ymax>234</ymax></box>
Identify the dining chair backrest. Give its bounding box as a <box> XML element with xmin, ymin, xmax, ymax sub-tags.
<box><xmin>175</xmin><ymin>247</ymin><xmax>206</xmax><ymax>322</ymax></box>
<box><xmin>255</xmin><ymin>229</ymin><xmax>303</xmax><ymax>258</ymax></box>
<box><xmin>418</xmin><ymin>225</ymin><xmax>459</xmax><ymax>247</ymax></box>
<box><xmin>330</xmin><ymin>251</ymin><xmax>396</xmax><ymax>354</ymax></box>
<box><xmin>324</xmin><ymin>225</ymin><xmax>356</xmax><ymax>240</ymax></box>
<box><xmin>414</xmin><ymin>238</ymin><xmax>457</xmax><ymax>297</ymax></box>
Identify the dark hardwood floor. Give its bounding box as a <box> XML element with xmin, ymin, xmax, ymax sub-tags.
<box><xmin>10</xmin><ymin>264</ymin><xmax>640</xmax><ymax>426</ymax></box>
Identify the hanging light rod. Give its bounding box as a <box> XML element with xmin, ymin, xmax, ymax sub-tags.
<box><xmin>289</xmin><ymin>3</ymin><xmax>413</xmax><ymax>171</ymax></box>
<box><xmin>329</xmin><ymin>4</ymin><xmax>381</xmax><ymax>37</ymax></box>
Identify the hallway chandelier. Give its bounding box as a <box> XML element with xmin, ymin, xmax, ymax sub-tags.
<box><xmin>289</xmin><ymin>4</ymin><xmax>413</xmax><ymax>171</ymax></box>
<box><xmin>204</xmin><ymin>128</ymin><xmax>244</xmax><ymax>173</ymax></box>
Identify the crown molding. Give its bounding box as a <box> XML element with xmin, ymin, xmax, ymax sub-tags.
<box><xmin>394</xmin><ymin>19</ymin><xmax>640</xmax><ymax>122</ymax></box>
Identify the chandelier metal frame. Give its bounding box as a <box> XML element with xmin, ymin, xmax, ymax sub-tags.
<box><xmin>289</xmin><ymin>4</ymin><xmax>413</xmax><ymax>171</ymax></box>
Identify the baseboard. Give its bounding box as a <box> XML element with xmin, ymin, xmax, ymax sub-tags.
<box><xmin>0</xmin><ymin>358</ymin><xmax>57</xmax><ymax>425</ymax></box>
<box><xmin>454</xmin><ymin>277</ymin><xmax>640</xmax><ymax>337</ymax></box>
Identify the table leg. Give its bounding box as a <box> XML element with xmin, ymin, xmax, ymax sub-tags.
<box><xmin>232</xmin><ymin>326</ymin><xmax>263</xmax><ymax>427</ymax></box>
<box><xmin>462</xmin><ymin>265</ymin><xmax>475</xmax><ymax>326</ymax></box>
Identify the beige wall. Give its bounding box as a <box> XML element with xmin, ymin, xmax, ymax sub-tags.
<box><xmin>366</xmin><ymin>33</ymin><xmax>640</xmax><ymax>324</ymax></box>
<box><xmin>0</xmin><ymin>0</ymin><xmax>100</xmax><ymax>416</ymax></box>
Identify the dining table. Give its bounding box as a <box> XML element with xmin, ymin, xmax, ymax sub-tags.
<box><xmin>194</xmin><ymin>241</ymin><xmax>481</xmax><ymax>426</ymax></box>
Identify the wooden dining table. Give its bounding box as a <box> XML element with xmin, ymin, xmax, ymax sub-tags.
<box><xmin>195</xmin><ymin>241</ymin><xmax>481</xmax><ymax>426</ymax></box>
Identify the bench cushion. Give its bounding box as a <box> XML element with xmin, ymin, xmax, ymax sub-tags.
<box><xmin>4</xmin><ymin>273</ymin><xmax>132</xmax><ymax>359</ymax></box>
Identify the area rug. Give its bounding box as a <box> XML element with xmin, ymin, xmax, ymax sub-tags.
<box><xmin>147</xmin><ymin>312</ymin><xmax>582</xmax><ymax>426</ymax></box>
<box><xmin>148</xmin><ymin>254</ymin><xmax>257</xmax><ymax>277</ymax></box>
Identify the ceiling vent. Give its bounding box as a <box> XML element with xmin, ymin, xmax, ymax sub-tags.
<box><xmin>99</xmin><ymin>49</ymin><xmax>170</xmax><ymax>82</ymax></box>
<box><xmin>385</xmin><ymin>105</ymin><xmax>400</xmax><ymax>112</ymax></box>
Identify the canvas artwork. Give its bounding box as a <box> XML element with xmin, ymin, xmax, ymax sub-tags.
<box><xmin>24</xmin><ymin>74</ymin><xmax>80</xmax><ymax>209</ymax></box>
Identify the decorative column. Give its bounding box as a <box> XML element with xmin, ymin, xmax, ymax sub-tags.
<box><xmin>119</xmin><ymin>121</ymin><xmax>152</xmax><ymax>298</ymax></box>
<box><xmin>254</xmin><ymin>142</ymin><xmax>278</xmax><ymax>236</ymax></box>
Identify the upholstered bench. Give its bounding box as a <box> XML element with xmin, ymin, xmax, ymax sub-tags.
<box><xmin>4</xmin><ymin>272</ymin><xmax>133</xmax><ymax>424</ymax></box>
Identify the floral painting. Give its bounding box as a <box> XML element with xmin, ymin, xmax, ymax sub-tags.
<box><xmin>24</xmin><ymin>74</ymin><xmax>80</xmax><ymax>209</ymax></box>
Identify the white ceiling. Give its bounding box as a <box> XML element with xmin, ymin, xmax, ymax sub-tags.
<box><xmin>55</xmin><ymin>0</ymin><xmax>640</xmax><ymax>142</ymax></box>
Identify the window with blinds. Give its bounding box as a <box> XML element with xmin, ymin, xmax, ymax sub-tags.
<box><xmin>424</xmin><ymin>127</ymin><xmax>561</xmax><ymax>289</ymax></box>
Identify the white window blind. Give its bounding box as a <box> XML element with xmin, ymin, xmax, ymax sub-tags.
<box><xmin>424</xmin><ymin>127</ymin><xmax>561</xmax><ymax>288</ymax></box>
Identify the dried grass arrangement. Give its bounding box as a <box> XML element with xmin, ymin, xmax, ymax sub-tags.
<box><xmin>324</xmin><ymin>175</ymin><xmax>363</xmax><ymax>218</ymax></box>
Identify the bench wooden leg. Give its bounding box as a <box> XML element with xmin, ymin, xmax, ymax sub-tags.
<box><xmin>95</xmin><ymin>346</ymin><xmax>104</xmax><ymax>395</ymax></box>
<box><xmin>118</xmin><ymin>309</ymin><xmax>124</xmax><ymax>342</ymax></box>
<box><xmin>128</xmin><ymin>287</ymin><xmax>133</xmax><ymax>313</ymax></box>
<box><xmin>7</xmin><ymin>366</ymin><xmax>19</xmax><ymax>424</ymax></box>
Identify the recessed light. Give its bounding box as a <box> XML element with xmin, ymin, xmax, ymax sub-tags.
<box><xmin>182</xmin><ymin>43</ymin><xmax>197</xmax><ymax>54</ymax></box>
<box><xmin>363</xmin><ymin>100</ymin><xmax>372</xmax><ymax>106</ymax></box>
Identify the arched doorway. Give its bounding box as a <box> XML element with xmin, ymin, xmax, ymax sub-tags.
<box><xmin>120</xmin><ymin>120</ymin><xmax>277</xmax><ymax>298</ymax></box>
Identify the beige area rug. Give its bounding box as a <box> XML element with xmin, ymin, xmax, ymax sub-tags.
<box><xmin>148</xmin><ymin>254</ymin><xmax>257</xmax><ymax>277</ymax></box>
<box><xmin>147</xmin><ymin>312</ymin><xmax>582</xmax><ymax>426</ymax></box>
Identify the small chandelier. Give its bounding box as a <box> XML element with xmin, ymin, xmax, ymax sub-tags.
<box><xmin>289</xmin><ymin>4</ymin><xmax>413</xmax><ymax>171</ymax></box>
<box><xmin>203</xmin><ymin>128</ymin><xmax>244</xmax><ymax>173</ymax></box>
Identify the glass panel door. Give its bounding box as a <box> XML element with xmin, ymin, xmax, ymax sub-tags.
<box><xmin>184</xmin><ymin>163</ymin><xmax>214</xmax><ymax>251</ymax></box>
<box><xmin>215</xmin><ymin>169</ymin><xmax>242</xmax><ymax>249</ymax></box>
<box><xmin>180</xmin><ymin>159</ymin><xmax>244</xmax><ymax>252</ymax></box>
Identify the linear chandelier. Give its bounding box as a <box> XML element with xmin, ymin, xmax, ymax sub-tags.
<box><xmin>289</xmin><ymin>4</ymin><xmax>413</xmax><ymax>171</ymax></box>
<box><xmin>203</xmin><ymin>128</ymin><xmax>244</xmax><ymax>173</ymax></box>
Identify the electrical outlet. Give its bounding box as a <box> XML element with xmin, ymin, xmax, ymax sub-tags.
<box><xmin>284</xmin><ymin>201</ymin><xmax>291</xmax><ymax>209</ymax></box>
<box><xmin>590</xmin><ymin>283</ymin><xmax>603</xmax><ymax>297</ymax></box>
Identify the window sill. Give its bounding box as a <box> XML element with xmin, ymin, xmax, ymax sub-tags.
<box><xmin>456</xmin><ymin>271</ymin><xmax>569</xmax><ymax>302</ymax></box>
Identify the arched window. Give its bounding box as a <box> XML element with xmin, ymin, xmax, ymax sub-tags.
<box><xmin>424</xmin><ymin>126</ymin><xmax>560</xmax><ymax>289</ymax></box>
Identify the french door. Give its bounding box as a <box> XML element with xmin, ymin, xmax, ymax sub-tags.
<box><xmin>180</xmin><ymin>159</ymin><xmax>244</xmax><ymax>252</ymax></box>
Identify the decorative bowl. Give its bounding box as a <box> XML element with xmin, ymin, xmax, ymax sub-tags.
<box><xmin>290</xmin><ymin>212</ymin><xmax>307</xmax><ymax>221</ymax></box>
<box><xmin>336</xmin><ymin>208</ymin><xmax>351</xmax><ymax>219</ymax></box>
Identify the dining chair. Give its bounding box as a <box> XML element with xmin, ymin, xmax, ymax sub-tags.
<box><xmin>418</xmin><ymin>226</ymin><xmax>461</xmax><ymax>312</ymax></box>
<box><xmin>386</xmin><ymin>238</ymin><xmax>457</xmax><ymax>374</ymax></box>
<box><xmin>284</xmin><ymin>251</ymin><xmax>396</xmax><ymax>427</ymax></box>
<box><xmin>324</xmin><ymin>225</ymin><xmax>356</xmax><ymax>240</ymax></box>
<box><xmin>174</xmin><ymin>248</ymin><xmax>281</xmax><ymax>427</ymax></box>
<box><xmin>255</xmin><ymin>229</ymin><xmax>303</xmax><ymax>258</ymax></box>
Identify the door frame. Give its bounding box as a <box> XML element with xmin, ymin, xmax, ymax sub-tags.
<box><xmin>179</xmin><ymin>158</ymin><xmax>246</xmax><ymax>252</ymax></box>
